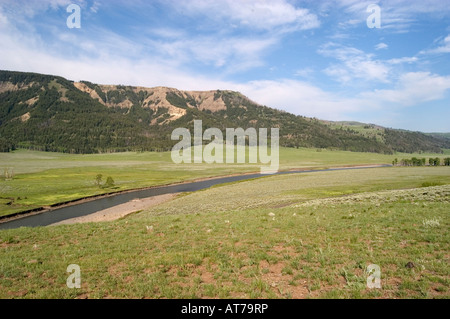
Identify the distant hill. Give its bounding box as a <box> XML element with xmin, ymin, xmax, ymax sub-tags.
<box><xmin>1</xmin><ymin>70</ymin><xmax>449</xmax><ymax>154</ymax></box>
<box><xmin>426</xmin><ymin>132</ymin><xmax>450</xmax><ymax>141</ymax></box>
<box><xmin>322</xmin><ymin>121</ymin><xmax>450</xmax><ymax>154</ymax></box>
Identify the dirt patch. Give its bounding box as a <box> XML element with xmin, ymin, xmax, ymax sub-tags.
<box><xmin>189</xmin><ymin>91</ymin><xmax>227</xmax><ymax>112</ymax></box>
<box><xmin>288</xmin><ymin>283</ymin><xmax>310</xmax><ymax>299</ymax></box>
<box><xmin>269</xmin><ymin>244</ymin><xmax>296</xmax><ymax>258</ymax></box>
<box><xmin>50</xmin><ymin>193</ymin><xmax>175</xmax><ymax>226</ymax></box>
<box><xmin>25</xmin><ymin>96</ymin><xmax>39</xmax><ymax>106</ymax></box>
<box><xmin>0</xmin><ymin>81</ymin><xmax>36</xmax><ymax>94</ymax></box>
<box><xmin>20</xmin><ymin>112</ymin><xmax>31</xmax><ymax>122</ymax></box>
<box><xmin>73</xmin><ymin>82</ymin><xmax>106</xmax><ymax>105</ymax></box>
<box><xmin>257</xmin><ymin>260</ymin><xmax>310</xmax><ymax>298</ymax></box>
<box><xmin>198</xmin><ymin>266</ymin><xmax>215</xmax><ymax>284</ymax></box>
<box><xmin>7</xmin><ymin>289</ymin><xmax>28</xmax><ymax>298</ymax></box>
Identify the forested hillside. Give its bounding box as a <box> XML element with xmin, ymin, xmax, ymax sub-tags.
<box><xmin>1</xmin><ymin>70</ymin><xmax>449</xmax><ymax>154</ymax></box>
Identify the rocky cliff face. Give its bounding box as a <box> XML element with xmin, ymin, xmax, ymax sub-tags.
<box><xmin>73</xmin><ymin>82</ymin><xmax>234</xmax><ymax>124</ymax></box>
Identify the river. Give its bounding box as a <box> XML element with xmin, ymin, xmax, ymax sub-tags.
<box><xmin>0</xmin><ymin>165</ymin><xmax>390</xmax><ymax>230</ymax></box>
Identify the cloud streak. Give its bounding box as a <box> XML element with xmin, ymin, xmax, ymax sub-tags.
<box><xmin>334</xmin><ymin>0</ymin><xmax>450</xmax><ymax>32</ymax></box>
<box><xmin>319</xmin><ymin>43</ymin><xmax>391</xmax><ymax>84</ymax></box>
<box><xmin>420</xmin><ymin>35</ymin><xmax>450</xmax><ymax>55</ymax></box>
<box><xmin>361</xmin><ymin>72</ymin><xmax>450</xmax><ymax>106</ymax></box>
<box><xmin>169</xmin><ymin>0</ymin><xmax>320</xmax><ymax>32</ymax></box>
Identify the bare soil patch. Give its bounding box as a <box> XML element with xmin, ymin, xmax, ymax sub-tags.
<box><xmin>50</xmin><ymin>193</ymin><xmax>175</xmax><ymax>225</ymax></box>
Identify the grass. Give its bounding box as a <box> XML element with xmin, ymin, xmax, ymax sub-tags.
<box><xmin>0</xmin><ymin>166</ymin><xmax>449</xmax><ymax>299</ymax></box>
<box><xmin>324</xmin><ymin>121</ymin><xmax>385</xmax><ymax>143</ymax></box>
<box><xmin>135</xmin><ymin>167</ymin><xmax>450</xmax><ymax>217</ymax></box>
<box><xmin>0</xmin><ymin>149</ymin><xmax>256</xmax><ymax>217</ymax></box>
<box><xmin>1</xmin><ymin>147</ymin><xmax>447</xmax><ymax>217</ymax></box>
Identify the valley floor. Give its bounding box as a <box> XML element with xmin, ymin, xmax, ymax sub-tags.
<box><xmin>1</xmin><ymin>148</ymin><xmax>449</xmax><ymax>218</ymax></box>
<box><xmin>0</xmin><ymin>166</ymin><xmax>449</xmax><ymax>299</ymax></box>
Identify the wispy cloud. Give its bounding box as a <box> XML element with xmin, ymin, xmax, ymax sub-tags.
<box><xmin>90</xmin><ymin>1</ymin><xmax>100</xmax><ymax>13</ymax></box>
<box><xmin>319</xmin><ymin>43</ymin><xmax>391</xmax><ymax>83</ymax></box>
<box><xmin>0</xmin><ymin>1</ymin><xmax>281</xmax><ymax>74</ymax></box>
<box><xmin>375</xmin><ymin>42</ymin><xmax>388</xmax><ymax>50</ymax></box>
<box><xmin>146</xmin><ymin>0</ymin><xmax>320</xmax><ymax>72</ymax></box>
<box><xmin>386</xmin><ymin>56</ymin><xmax>418</xmax><ymax>65</ymax></box>
<box><xmin>294</xmin><ymin>68</ymin><xmax>314</xmax><ymax>78</ymax></box>
<box><xmin>361</xmin><ymin>72</ymin><xmax>450</xmax><ymax>106</ymax></box>
<box><xmin>153</xmin><ymin>35</ymin><xmax>279</xmax><ymax>71</ymax></box>
<box><xmin>333</xmin><ymin>0</ymin><xmax>450</xmax><ymax>32</ymax></box>
<box><xmin>236</xmin><ymin>79</ymin><xmax>365</xmax><ymax>120</ymax></box>
<box><xmin>169</xmin><ymin>0</ymin><xmax>320</xmax><ymax>32</ymax></box>
<box><xmin>420</xmin><ymin>35</ymin><xmax>450</xmax><ymax>55</ymax></box>
<box><xmin>239</xmin><ymin>71</ymin><xmax>450</xmax><ymax>122</ymax></box>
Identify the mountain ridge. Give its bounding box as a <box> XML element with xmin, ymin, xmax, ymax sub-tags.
<box><xmin>1</xmin><ymin>70</ymin><xmax>449</xmax><ymax>154</ymax></box>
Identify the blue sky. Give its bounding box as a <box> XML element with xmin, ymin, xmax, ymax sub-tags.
<box><xmin>1</xmin><ymin>0</ymin><xmax>450</xmax><ymax>132</ymax></box>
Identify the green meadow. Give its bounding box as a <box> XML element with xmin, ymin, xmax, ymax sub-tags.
<box><xmin>0</xmin><ymin>148</ymin><xmax>449</xmax><ymax>299</ymax></box>
<box><xmin>0</xmin><ymin>166</ymin><xmax>449</xmax><ymax>298</ymax></box>
<box><xmin>1</xmin><ymin>147</ymin><xmax>448</xmax><ymax>217</ymax></box>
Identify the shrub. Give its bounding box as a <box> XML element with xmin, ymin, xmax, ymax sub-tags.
<box><xmin>105</xmin><ymin>176</ymin><xmax>115</xmax><ymax>188</ymax></box>
<box><xmin>94</xmin><ymin>174</ymin><xmax>103</xmax><ymax>187</ymax></box>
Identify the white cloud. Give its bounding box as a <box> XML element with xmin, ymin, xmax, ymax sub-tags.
<box><xmin>0</xmin><ymin>33</ymin><xmax>226</xmax><ymax>90</ymax></box>
<box><xmin>0</xmin><ymin>0</ymin><xmax>279</xmax><ymax>75</ymax></box>
<box><xmin>387</xmin><ymin>56</ymin><xmax>418</xmax><ymax>64</ymax></box>
<box><xmin>234</xmin><ymin>79</ymin><xmax>369</xmax><ymax>120</ymax></box>
<box><xmin>90</xmin><ymin>1</ymin><xmax>100</xmax><ymax>13</ymax></box>
<box><xmin>375</xmin><ymin>42</ymin><xmax>388</xmax><ymax>50</ymax></box>
<box><xmin>146</xmin><ymin>35</ymin><xmax>278</xmax><ymax>73</ymax></box>
<box><xmin>1</xmin><ymin>0</ymin><xmax>74</xmax><ymax>18</ymax></box>
<box><xmin>361</xmin><ymin>72</ymin><xmax>450</xmax><ymax>106</ymax></box>
<box><xmin>420</xmin><ymin>35</ymin><xmax>450</xmax><ymax>55</ymax></box>
<box><xmin>149</xmin><ymin>28</ymin><xmax>186</xmax><ymax>39</ymax></box>
<box><xmin>170</xmin><ymin>0</ymin><xmax>320</xmax><ymax>32</ymax></box>
<box><xmin>294</xmin><ymin>68</ymin><xmax>314</xmax><ymax>78</ymax></box>
<box><xmin>238</xmin><ymin>73</ymin><xmax>450</xmax><ymax>122</ymax></box>
<box><xmin>334</xmin><ymin>0</ymin><xmax>450</xmax><ymax>32</ymax></box>
<box><xmin>319</xmin><ymin>44</ymin><xmax>390</xmax><ymax>83</ymax></box>
<box><xmin>0</xmin><ymin>10</ymin><xmax>223</xmax><ymax>90</ymax></box>
<box><xmin>190</xmin><ymin>37</ymin><xmax>277</xmax><ymax>70</ymax></box>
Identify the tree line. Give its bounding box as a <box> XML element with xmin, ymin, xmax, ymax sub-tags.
<box><xmin>2</xmin><ymin>70</ymin><xmax>450</xmax><ymax>155</ymax></box>
<box><xmin>393</xmin><ymin>157</ymin><xmax>450</xmax><ymax>166</ymax></box>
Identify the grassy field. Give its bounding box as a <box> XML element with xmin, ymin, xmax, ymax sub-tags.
<box><xmin>0</xmin><ymin>166</ymin><xmax>449</xmax><ymax>298</ymax></box>
<box><xmin>324</xmin><ymin>121</ymin><xmax>386</xmax><ymax>142</ymax></box>
<box><xmin>1</xmin><ymin>148</ymin><xmax>448</xmax><ymax>217</ymax></box>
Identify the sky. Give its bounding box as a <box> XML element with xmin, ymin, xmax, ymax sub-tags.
<box><xmin>1</xmin><ymin>0</ymin><xmax>450</xmax><ymax>132</ymax></box>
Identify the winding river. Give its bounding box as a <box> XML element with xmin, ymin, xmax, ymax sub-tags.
<box><xmin>0</xmin><ymin>165</ymin><xmax>390</xmax><ymax>230</ymax></box>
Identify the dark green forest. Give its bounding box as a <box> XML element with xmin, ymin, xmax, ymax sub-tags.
<box><xmin>1</xmin><ymin>70</ymin><xmax>449</xmax><ymax>154</ymax></box>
